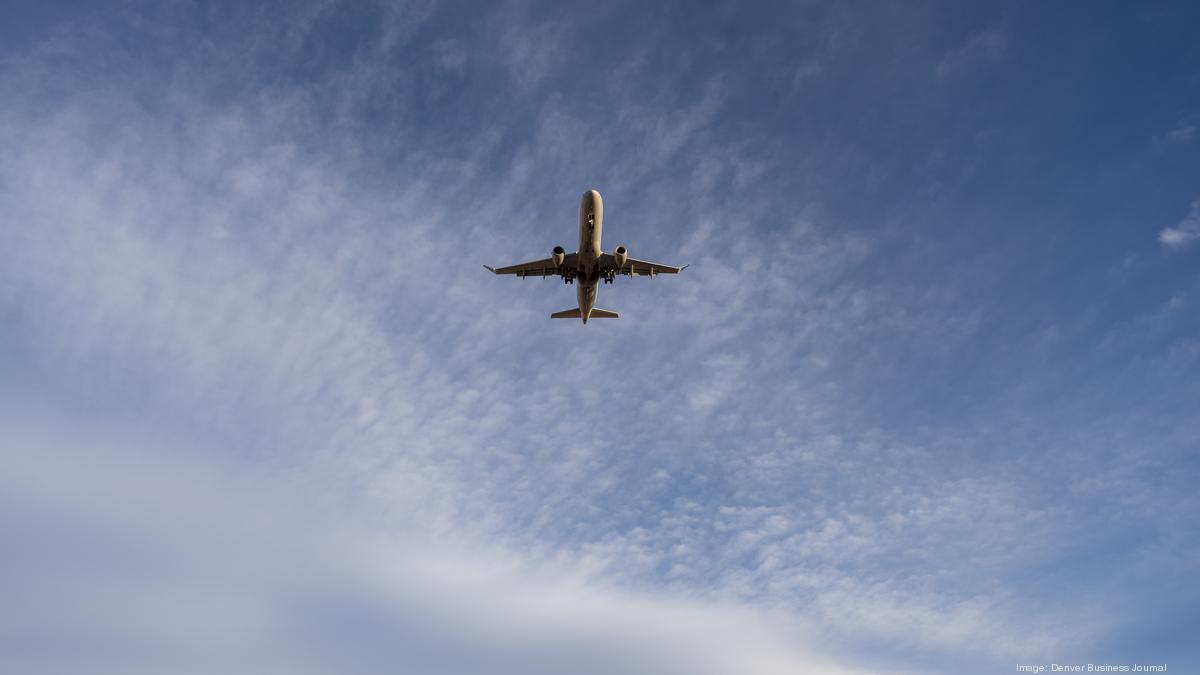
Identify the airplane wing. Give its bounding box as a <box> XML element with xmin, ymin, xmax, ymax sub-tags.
<box><xmin>486</xmin><ymin>253</ymin><xmax>578</xmax><ymax>278</ymax></box>
<box><xmin>598</xmin><ymin>253</ymin><xmax>687</xmax><ymax>277</ymax></box>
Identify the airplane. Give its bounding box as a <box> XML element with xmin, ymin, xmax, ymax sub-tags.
<box><xmin>486</xmin><ymin>189</ymin><xmax>687</xmax><ymax>323</ymax></box>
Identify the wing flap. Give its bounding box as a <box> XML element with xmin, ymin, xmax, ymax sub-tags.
<box><xmin>598</xmin><ymin>253</ymin><xmax>685</xmax><ymax>277</ymax></box>
<box><xmin>489</xmin><ymin>253</ymin><xmax>578</xmax><ymax>278</ymax></box>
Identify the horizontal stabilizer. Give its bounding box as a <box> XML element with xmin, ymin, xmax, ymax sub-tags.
<box><xmin>550</xmin><ymin>308</ymin><xmax>620</xmax><ymax>319</ymax></box>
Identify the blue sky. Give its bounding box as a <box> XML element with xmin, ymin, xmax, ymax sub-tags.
<box><xmin>2</xmin><ymin>1</ymin><xmax>1199</xmax><ymax>673</ymax></box>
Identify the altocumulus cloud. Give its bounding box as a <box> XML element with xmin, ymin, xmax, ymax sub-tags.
<box><xmin>0</xmin><ymin>6</ymin><xmax>871</xmax><ymax>673</ymax></box>
<box><xmin>2</xmin><ymin>414</ymin><xmax>866</xmax><ymax>675</ymax></box>
<box><xmin>3</xmin><ymin>2</ymin><xmax>1200</xmax><ymax>675</ymax></box>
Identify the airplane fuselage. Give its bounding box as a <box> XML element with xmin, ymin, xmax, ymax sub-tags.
<box><xmin>576</xmin><ymin>189</ymin><xmax>603</xmax><ymax>321</ymax></box>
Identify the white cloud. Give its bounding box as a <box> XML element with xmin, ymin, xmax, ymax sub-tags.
<box><xmin>1165</xmin><ymin>122</ymin><xmax>1196</xmax><ymax>144</ymax></box>
<box><xmin>1</xmin><ymin>413</ymin><xmax>869</xmax><ymax>675</ymax></box>
<box><xmin>936</xmin><ymin>26</ymin><xmax>1006</xmax><ymax>78</ymax></box>
<box><xmin>0</xmin><ymin>78</ymin><xmax>1070</xmax><ymax>667</ymax></box>
<box><xmin>1159</xmin><ymin>200</ymin><xmax>1200</xmax><ymax>248</ymax></box>
<box><xmin>3</xmin><ymin>5</ymin><xmax>1188</xmax><ymax>673</ymax></box>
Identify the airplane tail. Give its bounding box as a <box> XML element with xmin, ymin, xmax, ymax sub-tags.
<box><xmin>550</xmin><ymin>308</ymin><xmax>619</xmax><ymax>319</ymax></box>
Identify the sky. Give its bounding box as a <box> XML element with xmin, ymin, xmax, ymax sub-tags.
<box><xmin>2</xmin><ymin>1</ymin><xmax>1199</xmax><ymax>673</ymax></box>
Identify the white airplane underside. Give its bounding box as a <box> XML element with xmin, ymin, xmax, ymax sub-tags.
<box><xmin>486</xmin><ymin>189</ymin><xmax>686</xmax><ymax>324</ymax></box>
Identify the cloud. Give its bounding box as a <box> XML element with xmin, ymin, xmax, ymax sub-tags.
<box><xmin>1159</xmin><ymin>200</ymin><xmax>1200</xmax><ymax>248</ymax></box>
<box><xmin>936</xmin><ymin>26</ymin><xmax>1006</xmax><ymax>78</ymax></box>
<box><xmin>432</xmin><ymin>38</ymin><xmax>468</xmax><ymax>76</ymax></box>
<box><xmin>1165</xmin><ymin>122</ymin><xmax>1196</xmax><ymax>144</ymax></box>
<box><xmin>4</xmin><ymin>4</ymin><xmax>1199</xmax><ymax>674</ymax></box>
<box><xmin>1</xmin><ymin>413</ymin><xmax>869</xmax><ymax>675</ymax></box>
<box><xmin>0</xmin><ymin>15</ymin><xmax>881</xmax><ymax>672</ymax></box>
<box><xmin>0</xmin><ymin>53</ymin><xmax>1029</xmax><ymax>667</ymax></box>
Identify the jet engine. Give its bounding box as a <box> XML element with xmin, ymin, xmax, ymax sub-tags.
<box><xmin>613</xmin><ymin>245</ymin><xmax>628</xmax><ymax>269</ymax></box>
<box><xmin>552</xmin><ymin>246</ymin><xmax>566</xmax><ymax>267</ymax></box>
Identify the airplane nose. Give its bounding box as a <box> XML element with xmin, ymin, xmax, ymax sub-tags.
<box><xmin>581</xmin><ymin>189</ymin><xmax>602</xmax><ymax>217</ymax></box>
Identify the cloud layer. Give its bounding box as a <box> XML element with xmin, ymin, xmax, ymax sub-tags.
<box><xmin>3</xmin><ymin>2</ymin><xmax>1199</xmax><ymax>674</ymax></box>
